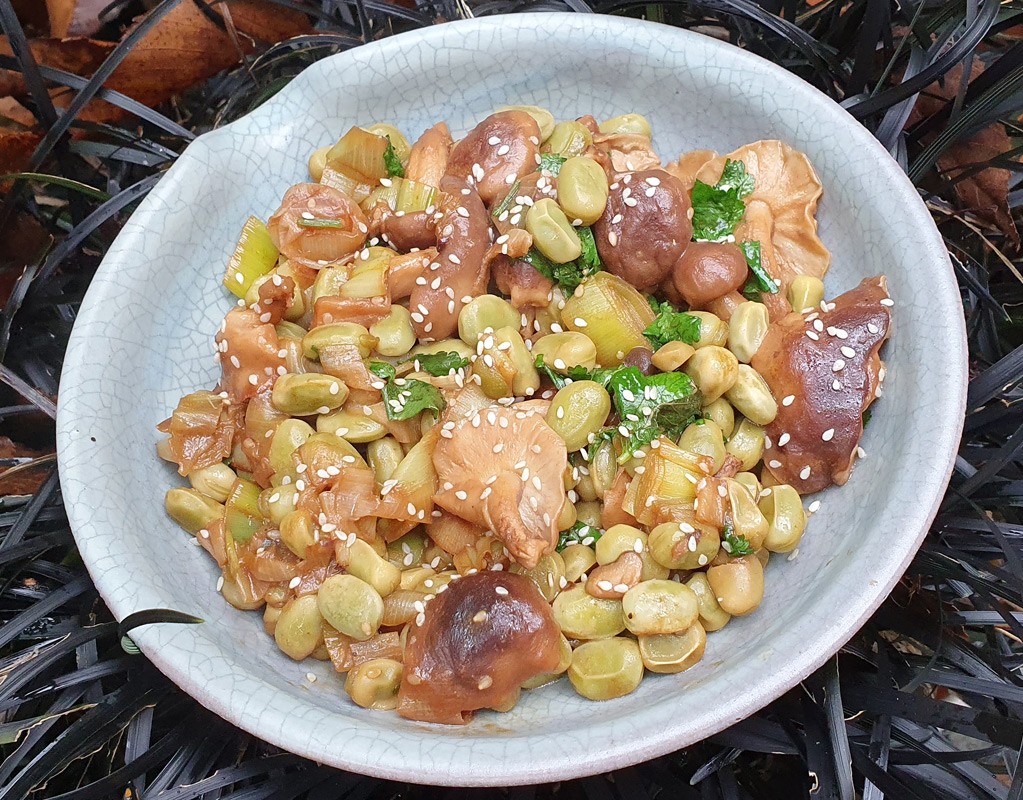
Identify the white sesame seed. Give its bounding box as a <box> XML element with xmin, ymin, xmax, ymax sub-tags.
<box><xmin>867</xmin><ymin>323</ymin><xmax>879</xmax><ymax>334</ymax></box>
<box><xmin>832</xmin><ymin>359</ymin><xmax>845</xmax><ymax>372</ymax></box>
<box><xmin>495</xmin><ymin>586</ymin><xmax>509</xmax><ymax>596</ymax></box>
<box><xmin>880</xmin><ymin>298</ymin><xmax>894</xmax><ymax>307</ymax></box>
<box><xmin>808</xmin><ymin>500</ymin><xmax>821</xmax><ymax>513</ymax></box>
<box><xmin>833</xmin><ymin>379</ymin><xmax>842</xmax><ymax>390</ymax></box>
<box><xmin>455</xmin><ymin>490</ymin><xmax>468</xmax><ymax>500</ymax></box>
<box><xmin>841</xmin><ymin>346</ymin><xmax>855</xmax><ymax>359</ymax></box>
<box><xmin>799</xmin><ymin>466</ymin><xmax>812</xmax><ymax>480</ymax></box>
<box><xmin>768</xmin><ymin>459</ymin><xmax>782</xmax><ymax>469</ymax></box>
<box><xmin>778</xmin><ymin>432</ymin><xmax>791</xmax><ymax>447</ymax></box>
<box><xmin>782</xmin><ymin>395</ymin><xmax>795</xmax><ymax>406</ymax></box>
<box><xmin>821</xmin><ymin>428</ymin><xmax>835</xmax><ymax>442</ymax></box>
<box><xmin>806</xmin><ymin>331</ymin><xmax>820</xmax><ymax>341</ymax></box>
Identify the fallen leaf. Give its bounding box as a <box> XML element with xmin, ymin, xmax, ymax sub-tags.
<box><xmin>0</xmin><ymin>131</ymin><xmax>42</xmax><ymax>190</ymax></box>
<box><xmin>46</xmin><ymin>0</ymin><xmax>107</xmax><ymax>38</ymax></box>
<box><xmin>0</xmin><ymin>437</ymin><xmax>53</xmax><ymax>497</ymax></box>
<box><xmin>105</xmin><ymin>1</ymin><xmax>310</xmax><ymax>109</ymax></box>
<box><xmin>0</xmin><ymin>95</ymin><xmax>36</xmax><ymax>127</ymax></box>
<box><xmin>905</xmin><ymin>61</ymin><xmax>1020</xmax><ymax>247</ymax></box>
<box><xmin>0</xmin><ymin>36</ymin><xmax>113</xmax><ymax>97</ymax></box>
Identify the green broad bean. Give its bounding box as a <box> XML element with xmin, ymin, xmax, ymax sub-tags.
<box><xmin>551</xmin><ymin>584</ymin><xmax>625</xmax><ymax>640</ymax></box>
<box><xmin>344</xmin><ymin>658</ymin><xmax>403</xmax><ymax>710</ymax></box>
<box><xmin>724</xmin><ymin>364</ymin><xmax>778</xmax><ymax>426</ymax></box>
<box><xmin>369</xmin><ymin>305</ymin><xmax>416</xmax><ymax>357</ymax></box>
<box><xmin>302</xmin><ymin>323</ymin><xmax>377</xmax><ymax>360</ymax></box>
<box><xmin>510</xmin><ymin>551</ymin><xmax>567</xmax><ymax>602</ymax></box>
<box><xmin>557</xmin><ymin>156</ymin><xmax>609</xmax><ymax>226</ymax></box>
<box><xmin>271</xmin><ymin>373</ymin><xmax>348</xmax><ymax>416</ymax></box>
<box><xmin>317</xmin><ymin>408</ymin><xmax>386</xmax><ymax>443</ymax></box>
<box><xmin>638</xmin><ymin>624</ymin><xmax>707</xmax><ymax>673</ymax></box>
<box><xmin>685</xmin><ymin>572</ymin><xmax>731</xmax><ymax>631</ymax></box>
<box><xmin>543</xmin><ymin>121</ymin><xmax>592</xmax><ymax>157</ymax></box>
<box><xmin>622</xmin><ymin>579</ymin><xmax>699</xmax><ymax>635</ymax></box>
<box><xmin>317</xmin><ymin>574</ymin><xmax>384</xmax><ymax>641</ymax></box>
<box><xmin>458</xmin><ymin>294</ymin><xmax>520</xmax><ymax>345</ymax></box>
<box><xmin>347</xmin><ymin>538</ymin><xmax>401</xmax><ymax>597</ymax></box>
<box><xmin>274</xmin><ymin>595</ymin><xmax>324</xmax><ymax>660</ymax></box>
<box><xmin>165</xmin><ymin>488</ymin><xmax>223</xmax><ymax>535</ymax></box>
<box><xmin>546</xmin><ymin>381</ymin><xmax>611</xmax><ymax>452</ymax></box>
<box><xmin>526</xmin><ymin>198</ymin><xmax>582</xmax><ymax>264</ymax></box>
<box><xmin>568</xmin><ymin>637</ymin><xmax>644</xmax><ymax>700</ymax></box>
<box><xmin>598</xmin><ymin>113</ymin><xmax>652</xmax><ymax>137</ymax></box>
<box><xmin>531</xmin><ymin>331</ymin><xmax>598</xmax><ymax>372</ymax></box>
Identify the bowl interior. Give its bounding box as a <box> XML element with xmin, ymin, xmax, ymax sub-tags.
<box><xmin>57</xmin><ymin>14</ymin><xmax>965</xmax><ymax>786</ymax></box>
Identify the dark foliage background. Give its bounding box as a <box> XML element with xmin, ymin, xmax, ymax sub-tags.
<box><xmin>1</xmin><ymin>0</ymin><xmax>1022</xmax><ymax>797</ymax></box>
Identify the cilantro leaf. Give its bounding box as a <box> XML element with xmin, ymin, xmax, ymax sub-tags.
<box><xmin>369</xmin><ymin>360</ymin><xmax>444</xmax><ymax>420</ymax></box>
<box><xmin>539</xmin><ymin>153</ymin><xmax>566</xmax><ymax>176</ymax></box>
<box><xmin>383</xmin><ymin>137</ymin><xmax>405</xmax><ymax>178</ymax></box>
<box><xmin>643</xmin><ymin>300</ymin><xmax>701</xmax><ymax>350</ymax></box>
<box><xmin>690</xmin><ymin>159</ymin><xmax>754</xmax><ymax>242</ymax></box>
<box><xmin>740</xmin><ymin>240</ymin><xmax>778</xmax><ymax>296</ymax></box>
<box><xmin>523</xmin><ymin>226</ymin><xmax>603</xmax><ymax>294</ymax></box>
<box><xmin>721</xmin><ymin>524</ymin><xmax>755</xmax><ymax>556</ymax></box>
<box><xmin>368</xmin><ymin>361</ymin><xmax>396</xmax><ymax>380</ymax></box>
<box><xmin>557</xmin><ymin>521</ymin><xmax>604</xmax><ymax>551</ymax></box>
<box><xmin>401</xmin><ymin>351</ymin><xmax>469</xmax><ymax>376</ymax></box>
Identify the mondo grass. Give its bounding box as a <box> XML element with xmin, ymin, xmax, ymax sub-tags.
<box><xmin>1</xmin><ymin>0</ymin><xmax>1023</xmax><ymax>797</ymax></box>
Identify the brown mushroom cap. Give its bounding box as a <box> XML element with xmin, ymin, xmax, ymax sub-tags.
<box><xmin>751</xmin><ymin>276</ymin><xmax>892</xmax><ymax>493</ymax></box>
<box><xmin>266</xmin><ymin>183</ymin><xmax>367</xmax><ymax>267</ymax></box>
<box><xmin>446</xmin><ymin>111</ymin><xmax>541</xmax><ymax>206</ymax></box>
<box><xmin>407</xmin><ymin>177</ymin><xmax>491</xmax><ymax>342</ymax></box>
<box><xmin>432</xmin><ymin>403</ymin><xmax>567</xmax><ymax>569</ymax></box>
<box><xmin>672</xmin><ymin>241</ymin><xmax>748</xmax><ymax>308</ymax></box>
<box><xmin>593</xmin><ymin>169</ymin><xmax>693</xmax><ymax>291</ymax></box>
<box><xmin>397</xmin><ymin>571</ymin><xmax>562</xmax><ymax>724</ymax></box>
<box><xmin>695</xmin><ymin>141</ymin><xmax>829</xmax><ymax>293</ymax></box>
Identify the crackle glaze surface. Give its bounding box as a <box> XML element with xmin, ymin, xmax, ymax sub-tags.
<box><xmin>56</xmin><ymin>14</ymin><xmax>966</xmax><ymax>786</ymax></box>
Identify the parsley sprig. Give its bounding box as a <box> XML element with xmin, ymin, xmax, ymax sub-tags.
<box><xmin>644</xmin><ymin>299</ymin><xmax>701</xmax><ymax>350</ymax></box>
<box><xmin>721</xmin><ymin>524</ymin><xmax>755</xmax><ymax>556</ymax></box>
<box><xmin>523</xmin><ymin>226</ymin><xmax>602</xmax><ymax>294</ymax></box>
<box><xmin>557</xmin><ymin>521</ymin><xmax>604</xmax><ymax>551</ymax></box>
<box><xmin>690</xmin><ymin>159</ymin><xmax>754</xmax><ymax>242</ymax></box>
<box><xmin>383</xmin><ymin>137</ymin><xmax>405</xmax><ymax>178</ymax></box>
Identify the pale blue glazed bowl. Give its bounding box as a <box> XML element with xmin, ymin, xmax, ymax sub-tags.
<box><xmin>57</xmin><ymin>14</ymin><xmax>966</xmax><ymax>786</ymax></box>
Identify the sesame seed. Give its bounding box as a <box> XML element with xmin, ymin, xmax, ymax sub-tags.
<box><xmin>841</xmin><ymin>346</ymin><xmax>855</xmax><ymax>358</ymax></box>
<box><xmin>806</xmin><ymin>331</ymin><xmax>820</xmax><ymax>341</ymax></box>
<box><xmin>832</xmin><ymin>359</ymin><xmax>845</xmax><ymax>372</ymax></box>
<box><xmin>880</xmin><ymin>298</ymin><xmax>894</xmax><ymax>306</ymax></box>
<box><xmin>455</xmin><ymin>490</ymin><xmax>468</xmax><ymax>500</ymax></box>
<box><xmin>289</xmin><ymin>576</ymin><xmax>301</xmax><ymax>589</ymax></box>
<box><xmin>782</xmin><ymin>395</ymin><xmax>795</xmax><ymax>406</ymax></box>
<box><xmin>867</xmin><ymin>323</ymin><xmax>879</xmax><ymax>334</ymax></box>
<box><xmin>822</xmin><ymin>428</ymin><xmax>835</xmax><ymax>441</ymax></box>
<box><xmin>608</xmin><ymin>231</ymin><xmax>618</xmax><ymax>247</ymax></box>
<box><xmin>799</xmin><ymin>465</ymin><xmax>811</xmax><ymax>480</ymax></box>
<box><xmin>778</xmin><ymin>432</ymin><xmax>791</xmax><ymax>446</ymax></box>
<box><xmin>857</xmin><ymin>446</ymin><xmax>867</xmax><ymax>458</ymax></box>
<box><xmin>808</xmin><ymin>500</ymin><xmax>821</xmax><ymax>513</ymax></box>
<box><xmin>833</xmin><ymin>379</ymin><xmax>842</xmax><ymax>390</ymax></box>
<box><xmin>495</xmin><ymin>586</ymin><xmax>509</xmax><ymax>596</ymax></box>
<box><xmin>768</xmin><ymin>459</ymin><xmax>782</xmax><ymax>469</ymax></box>
<box><xmin>813</xmin><ymin>319</ymin><xmax>824</xmax><ymax>332</ymax></box>
<box><xmin>532</xmin><ymin>476</ymin><xmax>543</xmax><ymax>491</ymax></box>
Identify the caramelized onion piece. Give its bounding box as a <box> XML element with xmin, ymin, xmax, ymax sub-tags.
<box><xmin>215</xmin><ymin>307</ymin><xmax>286</xmax><ymax>402</ymax></box>
<box><xmin>397</xmin><ymin>572</ymin><xmax>561</xmax><ymax>724</ymax></box>
<box><xmin>751</xmin><ymin>277</ymin><xmax>892</xmax><ymax>493</ymax></box>
<box><xmin>594</xmin><ymin>169</ymin><xmax>693</xmax><ymax>291</ymax></box>
<box><xmin>432</xmin><ymin>403</ymin><xmax>567</xmax><ymax>569</ymax></box>
<box><xmin>266</xmin><ymin>183</ymin><xmax>367</xmax><ymax>267</ymax></box>
<box><xmin>447</xmin><ymin>111</ymin><xmax>541</xmax><ymax>205</ymax></box>
<box><xmin>157</xmin><ymin>390</ymin><xmax>242</xmax><ymax>476</ymax></box>
<box><xmin>407</xmin><ymin>177</ymin><xmax>491</xmax><ymax>342</ymax></box>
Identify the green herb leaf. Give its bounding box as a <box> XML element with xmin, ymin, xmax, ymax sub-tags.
<box><xmin>383</xmin><ymin>136</ymin><xmax>405</xmax><ymax>178</ymax></box>
<box><xmin>740</xmin><ymin>240</ymin><xmax>778</xmax><ymax>295</ymax></box>
<box><xmin>523</xmin><ymin>226</ymin><xmax>602</xmax><ymax>294</ymax></box>
<box><xmin>605</xmin><ymin>367</ymin><xmax>702</xmax><ymax>461</ymax></box>
<box><xmin>690</xmin><ymin>159</ymin><xmax>754</xmax><ymax>242</ymax></box>
<box><xmin>401</xmin><ymin>351</ymin><xmax>469</xmax><ymax>376</ymax></box>
<box><xmin>721</xmin><ymin>524</ymin><xmax>755</xmax><ymax>556</ymax></box>
<box><xmin>369</xmin><ymin>360</ymin><xmax>445</xmax><ymax>420</ymax></box>
<box><xmin>557</xmin><ymin>521</ymin><xmax>604</xmax><ymax>551</ymax></box>
<box><xmin>539</xmin><ymin>153</ymin><xmax>566</xmax><ymax>176</ymax></box>
<box><xmin>297</xmin><ymin>217</ymin><xmax>346</xmax><ymax>229</ymax></box>
<box><xmin>643</xmin><ymin>300</ymin><xmax>701</xmax><ymax>350</ymax></box>
<box><xmin>533</xmin><ymin>354</ymin><xmax>570</xmax><ymax>390</ymax></box>
<box><xmin>382</xmin><ymin>378</ymin><xmax>445</xmax><ymax>421</ymax></box>
<box><xmin>492</xmin><ymin>179</ymin><xmax>520</xmax><ymax>219</ymax></box>
<box><xmin>368</xmin><ymin>361</ymin><xmax>396</xmax><ymax>381</ymax></box>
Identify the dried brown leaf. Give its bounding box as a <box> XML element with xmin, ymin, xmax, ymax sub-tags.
<box><xmin>906</xmin><ymin>61</ymin><xmax>1020</xmax><ymax>247</ymax></box>
<box><xmin>46</xmin><ymin>0</ymin><xmax>107</xmax><ymax>38</ymax></box>
<box><xmin>0</xmin><ymin>35</ymin><xmax>113</xmax><ymax>97</ymax></box>
<box><xmin>0</xmin><ymin>438</ymin><xmax>53</xmax><ymax>496</ymax></box>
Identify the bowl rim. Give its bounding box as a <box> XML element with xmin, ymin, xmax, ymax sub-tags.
<box><xmin>57</xmin><ymin>12</ymin><xmax>967</xmax><ymax>786</ymax></box>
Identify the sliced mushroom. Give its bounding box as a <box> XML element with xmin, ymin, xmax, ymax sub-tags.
<box><xmin>255</xmin><ymin>275</ymin><xmax>296</xmax><ymax>325</ymax></box>
<box><xmin>432</xmin><ymin>403</ymin><xmax>567</xmax><ymax>569</ymax></box>
<box><xmin>406</xmin><ymin>122</ymin><xmax>452</xmax><ymax>189</ymax></box>
<box><xmin>751</xmin><ymin>277</ymin><xmax>892</xmax><ymax>493</ymax></box>
<box><xmin>398</xmin><ymin>571</ymin><xmax>562</xmax><ymax>724</ymax></box>
<box><xmin>407</xmin><ymin>177</ymin><xmax>491</xmax><ymax>342</ymax></box>
<box><xmin>664</xmin><ymin>149</ymin><xmax>718</xmax><ymax>191</ymax></box>
<box><xmin>695</xmin><ymin>141</ymin><xmax>830</xmax><ymax>292</ymax></box>
<box><xmin>592</xmin><ymin>131</ymin><xmax>661</xmax><ymax>173</ymax></box>
<box><xmin>370</xmin><ymin>207</ymin><xmax>436</xmax><ymax>253</ymax></box>
<box><xmin>266</xmin><ymin>183</ymin><xmax>368</xmax><ymax>267</ymax></box>
<box><xmin>215</xmin><ymin>307</ymin><xmax>286</xmax><ymax>402</ymax></box>
<box><xmin>387</xmin><ymin>249</ymin><xmax>437</xmax><ymax>300</ymax></box>
<box><xmin>593</xmin><ymin>169</ymin><xmax>693</xmax><ymax>291</ymax></box>
<box><xmin>491</xmin><ymin>255</ymin><xmax>554</xmax><ymax>310</ymax></box>
<box><xmin>446</xmin><ymin>111</ymin><xmax>541</xmax><ymax>205</ymax></box>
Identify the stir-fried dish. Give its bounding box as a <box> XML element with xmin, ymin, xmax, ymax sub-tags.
<box><xmin>158</xmin><ymin>107</ymin><xmax>892</xmax><ymax>723</ymax></box>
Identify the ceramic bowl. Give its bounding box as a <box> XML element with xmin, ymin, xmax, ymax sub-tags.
<box><xmin>57</xmin><ymin>13</ymin><xmax>966</xmax><ymax>786</ymax></box>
